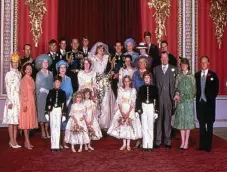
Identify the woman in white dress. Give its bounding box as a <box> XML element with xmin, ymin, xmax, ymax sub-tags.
<box><xmin>118</xmin><ymin>54</ymin><xmax>135</xmax><ymax>88</ymax></box>
<box><xmin>83</xmin><ymin>88</ymin><xmax>102</xmax><ymax>150</ymax></box>
<box><xmin>88</xmin><ymin>42</ymin><xmax>115</xmax><ymax>130</ymax></box>
<box><xmin>3</xmin><ymin>53</ymin><xmax>22</xmax><ymax>148</ymax></box>
<box><xmin>108</xmin><ymin>75</ymin><xmax>142</xmax><ymax>151</ymax></box>
<box><xmin>65</xmin><ymin>91</ymin><xmax>90</xmax><ymax>153</ymax></box>
<box><xmin>78</xmin><ymin>58</ymin><xmax>96</xmax><ymax>94</ymax></box>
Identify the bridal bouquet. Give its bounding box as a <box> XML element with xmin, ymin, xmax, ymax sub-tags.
<box><xmin>87</xmin><ymin>125</ymin><xmax>96</xmax><ymax>138</ymax></box>
<box><xmin>71</xmin><ymin>124</ymin><xmax>84</xmax><ymax>134</ymax></box>
<box><xmin>118</xmin><ymin>116</ymin><xmax>133</xmax><ymax>126</ymax></box>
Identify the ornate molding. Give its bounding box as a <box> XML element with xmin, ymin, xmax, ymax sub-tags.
<box><xmin>178</xmin><ymin>0</ymin><xmax>183</xmax><ymax>58</ymax></box>
<box><xmin>148</xmin><ymin>0</ymin><xmax>171</xmax><ymax>47</ymax></box>
<box><xmin>0</xmin><ymin>0</ymin><xmax>16</xmax><ymax>98</ymax></box>
<box><xmin>13</xmin><ymin>0</ymin><xmax>18</xmax><ymax>51</ymax></box>
<box><xmin>179</xmin><ymin>0</ymin><xmax>198</xmax><ymax>73</ymax></box>
<box><xmin>25</xmin><ymin>0</ymin><xmax>47</xmax><ymax>47</ymax></box>
<box><xmin>210</xmin><ymin>0</ymin><xmax>227</xmax><ymax>49</ymax></box>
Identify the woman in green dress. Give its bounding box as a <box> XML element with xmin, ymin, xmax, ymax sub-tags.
<box><xmin>173</xmin><ymin>58</ymin><xmax>196</xmax><ymax>150</ymax></box>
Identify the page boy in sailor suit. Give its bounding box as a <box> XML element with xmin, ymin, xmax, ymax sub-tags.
<box><xmin>136</xmin><ymin>71</ymin><xmax>159</xmax><ymax>151</ymax></box>
<box><xmin>45</xmin><ymin>75</ymin><xmax>67</xmax><ymax>152</ymax></box>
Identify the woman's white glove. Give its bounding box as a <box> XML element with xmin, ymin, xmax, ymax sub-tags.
<box><xmin>40</xmin><ymin>88</ymin><xmax>49</xmax><ymax>94</ymax></box>
<box><xmin>45</xmin><ymin>114</ymin><xmax>49</xmax><ymax>121</ymax></box>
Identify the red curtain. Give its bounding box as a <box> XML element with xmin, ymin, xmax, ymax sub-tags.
<box><xmin>140</xmin><ymin>0</ymin><xmax>178</xmax><ymax>58</ymax></box>
<box><xmin>58</xmin><ymin>0</ymin><xmax>141</xmax><ymax>49</ymax></box>
<box><xmin>198</xmin><ymin>1</ymin><xmax>227</xmax><ymax>95</ymax></box>
<box><xmin>18</xmin><ymin>0</ymin><xmax>59</xmax><ymax>58</ymax></box>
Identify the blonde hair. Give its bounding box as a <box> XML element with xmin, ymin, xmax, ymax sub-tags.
<box><xmin>73</xmin><ymin>91</ymin><xmax>84</xmax><ymax>103</ymax></box>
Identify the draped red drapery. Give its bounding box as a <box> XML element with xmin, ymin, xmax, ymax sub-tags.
<box><xmin>58</xmin><ymin>0</ymin><xmax>142</xmax><ymax>49</ymax></box>
<box><xmin>198</xmin><ymin>1</ymin><xmax>227</xmax><ymax>94</ymax></box>
<box><xmin>18</xmin><ymin>0</ymin><xmax>59</xmax><ymax>58</ymax></box>
<box><xmin>18</xmin><ymin>0</ymin><xmax>227</xmax><ymax>94</ymax></box>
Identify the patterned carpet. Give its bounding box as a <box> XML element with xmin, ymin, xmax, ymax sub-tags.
<box><xmin>0</xmin><ymin>128</ymin><xmax>227</xmax><ymax>172</ymax></box>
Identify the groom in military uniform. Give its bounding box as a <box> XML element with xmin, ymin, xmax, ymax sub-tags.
<box><xmin>107</xmin><ymin>41</ymin><xmax>125</xmax><ymax>98</ymax></box>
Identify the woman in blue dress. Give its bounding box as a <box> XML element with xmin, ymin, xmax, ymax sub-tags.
<box><xmin>56</xmin><ymin>60</ymin><xmax>73</xmax><ymax>149</ymax></box>
<box><xmin>35</xmin><ymin>54</ymin><xmax>53</xmax><ymax>139</ymax></box>
<box><xmin>132</xmin><ymin>57</ymin><xmax>148</xmax><ymax>91</ymax></box>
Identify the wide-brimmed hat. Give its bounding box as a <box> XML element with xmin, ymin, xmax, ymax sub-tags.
<box><xmin>35</xmin><ymin>54</ymin><xmax>52</xmax><ymax>70</ymax></box>
<box><xmin>136</xmin><ymin>42</ymin><xmax>148</xmax><ymax>49</ymax></box>
<box><xmin>56</xmin><ymin>60</ymin><xmax>69</xmax><ymax>70</ymax></box>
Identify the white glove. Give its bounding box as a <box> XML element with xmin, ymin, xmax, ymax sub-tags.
<box><xmin>40</xmin><ymin>88</ymin><xmax>49</xmax><ymax>94</ymax></box>
<box><xmin>40</xmin><ymin>88</ymin><xmax>46</xmax><ymax>93</ymax></box>
<box><xmin>154</xmin><ymin>113</ymin><xmax>158</xmax><ymax>120</ymax></box>
<box><xmin>45</xmin><ymin>114</ymin><xmax>49</xmax><ymax>121</ymax></box>
<box><xmin>44</xmin><ymin>89</ymin><xmax>49</xmax><ymax>94</ymax></box>
<box><xmin>135</xmin><ymin>112</ymin><xmax>140</xmax><ymax>118</ymax></box>
<box><xmin>62</xmin><ymin>116</ymin><xmax>66</xmax><ymax>122</ymax></box>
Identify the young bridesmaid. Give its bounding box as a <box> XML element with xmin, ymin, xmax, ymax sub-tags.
<box><xmin>65</xmin><ymin>91</ymin><xmax>90</xmax><ymax>152</ymax></box>
<box><xmin>83</xmin><ymin>88</ymin><xmax>102</xmax><ymax>151</ymax></box>
<box><xmin>107</xmin><ymin>75</ymin><xmax>142</xmax><ymax>151</ymax></box>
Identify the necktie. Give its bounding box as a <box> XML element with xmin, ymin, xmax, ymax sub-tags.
<box><xmin>200</xmin><ymin>71</ymin><xmax>207</xmax><ymax>101</ymax></box>
<box><xmin>163</xmin><ymin>66</ymin><xmax>167</xmax><ymax>74</ymax></box>
<box><xmin>62</xmin><ymin>50</ymin><xmax>65</xmax><ymax>56</ymax></box>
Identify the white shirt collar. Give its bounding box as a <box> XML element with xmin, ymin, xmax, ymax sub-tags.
<box><xmin>60</xmin><ymin>49</ymin><xmax>65</xmax><ymax>54</ymax></box>
<box><xmin>162</xmin><ymin>64</ymin><xmax>169</xmax><ymax>69</ymax></box>
<box><xmin>201</xmin><ymin>69</ymin><xmax>208</xmax><ymax>76</ymax></box>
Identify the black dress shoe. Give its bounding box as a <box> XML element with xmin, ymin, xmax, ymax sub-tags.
<box><xmin>165</xmin><ymin>145</ymin><xmax>172</xmax><ymax>149</ymax></box>
<box><xmin>196</xmin><ymin>148</ymin><xmax>204</xmax><ymax>151</ymax></box>
<box><xmin>148</xmin><ymin>149</ymin><xmax>154</xmax><ymax>152</ymax></box>
<box><xmin>204</xmin><ymin>148</ymin><xmax>211</xmax><ymax>152</ymax></box>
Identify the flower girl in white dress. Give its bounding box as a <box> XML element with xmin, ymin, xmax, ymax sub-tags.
<box><xmin>107</xmin><ymin>76</ymin><xmax>142</xmax><ymax>151</ymax></box>
<box><xmin>65</xmin><ymin>91</ymin><xmax>90</xmax><ymax>152</ymax></box>
<box><xmin>83</xmin><ymin>88</ymin><xmax>102</xmax><ymax>151</ymax></box>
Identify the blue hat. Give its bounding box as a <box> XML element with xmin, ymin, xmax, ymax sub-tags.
<box><xmin>124</xmin><ymin>38</ymin><xmax>136</xmax><ymax>48</ymax></box>
<box><xmin>56</xmin><ymin>60</ymin><xmax>69</xmax><ymax>70</ymax></box>
<box><xmin>35</xmin><ymin>54</ymin><xmax>52</xmax><ymax>70</ymax></box>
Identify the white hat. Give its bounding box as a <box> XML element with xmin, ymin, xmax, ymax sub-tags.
<box><xmin>136</xmin><ymin>42</ymin><xmax>147</xmax><ymax>49</ymax></box>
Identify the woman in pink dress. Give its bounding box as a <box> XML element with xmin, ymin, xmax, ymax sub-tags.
<box><xmin>19</xmin><ymin>63</ymin><xmax>38</xmax><ymax>149</ymax></box>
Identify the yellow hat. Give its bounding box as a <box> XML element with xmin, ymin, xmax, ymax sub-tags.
<box><xmin>11</xmin><ymin>53</ymin><xmax>20</xmax><ymax>63</ymax></box>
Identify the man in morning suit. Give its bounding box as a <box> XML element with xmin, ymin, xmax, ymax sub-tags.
<box><xmin>57</xmin><ymin>38</ymin><xmax>67</xmax><ymax>61</ymax></box>
<box><xmin>161</xmin><ymin>40</ymin><xmax>177</xmax><ymax>67</ymax></box>
<box><xmin>79</xmin><ymin>36</ymin><xmax>90</xmax><ymax>58</ymax></box>
<box><xmin>195</xmin><ymin>56</ymin><xmax>219</xmax><ymax>152</ymax></box>
<box><xmin>144</xmin><ymin>31</ymin><xmax>160</xmax><ymax>69</ymax></box>
<box><xmin>47</xmin><ymin>39</ymin><xmax>61</xmax><ymax>77</ymax></box>
<box><xmin>153</xmin><ymin>51</ymin><xmax>178</xmax><ymax>149</ymax></box>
